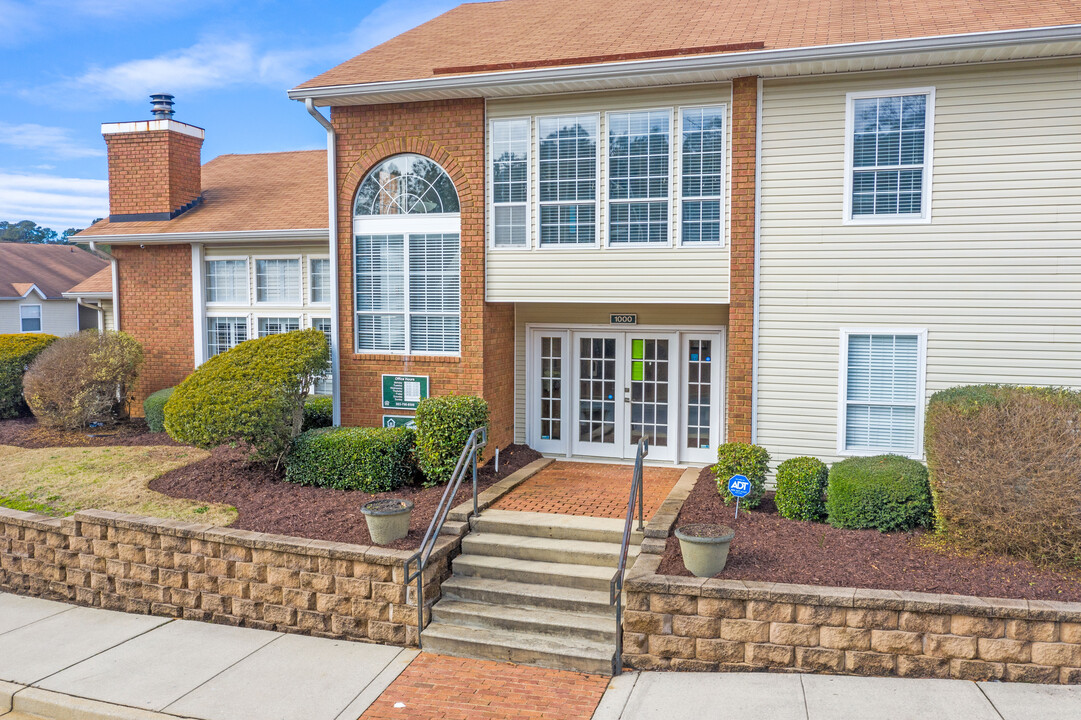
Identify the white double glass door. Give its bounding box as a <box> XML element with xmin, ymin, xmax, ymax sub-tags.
<box><xmin>529</xmin><ymin>327</ymin><xmax>723</xmax><ymax>464</ymax></box>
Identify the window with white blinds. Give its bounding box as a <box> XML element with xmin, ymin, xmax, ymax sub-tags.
<box><xmin>207</xmin><ymin>316</ymin><xmax>248</xmax><ymax>357</ymax></box>
<box><xmin>20</xmin><ymin>304</ymin><xmax>42</xmax><ymax>332</ymax></box>
<box><xmin>538</xmin><ymin>114</ymin><xmax>597</xmax><ymax>246</ymax></box>
<box><xmin>309</xmin><ymin>258</ymin><xmax>330</xmax><ymax>304</ymax></box>
<box><xmin>257</xmin><ymin>317</ymin><xmax>300</xmax><ymax>337</ymax></box>
<box><xmin>312</xmin><ymin>317</ymin><xmax>333</xmax><ymax>395</ymax></box>
<box><xmin>608</xmin><ymin>109</ymin><xmax>670</xmax><ymax>244</ymax></box>
<box><xmin>681</xmin><ymin>106</ymin><xmax>725</xmax><ymax>244</ymax></box>
<box><xmin>841</xmin><ymin>331</ymin><xmax>925</xmax><ymax>455</ymax></box>
<box><xmin>205</xmin><ymin>260</ymin><xmax>248</xmax><ymax>303</ymax></box>
<box><xmin>255</xmin><ymin>259</ymin><xmax>301</xmax><ymax>304</ymax></box>
<box><xmin>491</xmin><ymin>118</ymin><xmax>529</xmax><ymax>248</ymax></box>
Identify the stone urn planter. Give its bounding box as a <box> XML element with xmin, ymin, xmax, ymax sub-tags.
<box><xmin>675</xmin><ymin>523</ymin><xmax>736</xmax><ymax>577</ymax></box>
<box><xmin>361</xmin><ymin>499</ymin><xmax>413</xmax><ymax>545</ymax></box>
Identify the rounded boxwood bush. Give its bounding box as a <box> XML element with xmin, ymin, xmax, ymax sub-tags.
<box><xmin>414</xmin><ymin>394</ymin><xmax>489</xmax><ymax>486</ymax></box>
<box><xmin>775</xmin><ymin>456</ymin><xmax>829</xmax><ymax>521</ymax></box>
<box><xmin>0</xmin><ymin>333</ymin><xmax>58</xmax><ymax>419</ymax></box>
<box><xmin>302</xmin><ymin>395</ymin><xmax>333</xmax><ymax>432</ymax></box>
<box><xmin>285</xmin><ymin>426</ymin><xmax>417</xmax><ymax>492</ymax></box>
<box><xmin>143</xmin><ymin>388</ymin><xmax>173</xmax><ymax>433</ymax></box>
<box><xmin>713</xmin><ymin>442</ymin><xmax>770</xmax><ymax>509</ymax></box>
<box><xmin>826</xmin><ymin>455</ymin><xmax>933</xmax><ymax>532</ymax></box>
<box><xmin>164</xmin><ymin>329</ymin><xmax>329</xmax><ymax>462</ymax></box>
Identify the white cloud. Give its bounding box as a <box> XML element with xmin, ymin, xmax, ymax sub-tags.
<box><xmin>0</xmin><ymin>122</ymin><xmax>103</xmax><ymax>159</ymax></box>
<box><xmin>0</xmin><ymin>172</ymin><xmax>108</xmax><ymax>228</ymax></box>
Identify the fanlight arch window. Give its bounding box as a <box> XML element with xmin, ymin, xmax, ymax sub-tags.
<box><xmin>353</xmin><ymin>154</ymin><xmax>461</xmax><ymax>355</ymax></box>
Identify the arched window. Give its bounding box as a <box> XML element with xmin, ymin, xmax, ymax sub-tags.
<box><xmin>353</xmin><ymin>154</ymin><xmax>461</xmax><ymax>355</ymax></box>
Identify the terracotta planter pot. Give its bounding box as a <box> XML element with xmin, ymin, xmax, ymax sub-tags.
<box><xmin>675</xmin><ymin>523</ymin><xmax>736</xmax><ymax>577</ymax></box>
<box><xmin>361</xmin><ymin>498</ymin><xmax>413</xmax><ymax>545</ymax></box>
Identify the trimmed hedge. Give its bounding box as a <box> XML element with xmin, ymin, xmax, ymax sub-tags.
<box><xmin>143</xmin><ymin>388</ymin><xmax>173</xmax><ymax>433</ymax></box>
<box><xmin>302</xmin><ymin>395</ymin><xmax>333</xmax><ymax>432</ymax></box>
<box><xmin>414</xmin><ymin>394</ymin><xmax>489</xmax><ymax>486</ymax></box>
<box><xmin>713</xmin><ymin>442</ymin><xmax>770</xmax><ymax>509</ymax></box>
<box><xmin>0</xmin><ymin>333</ymin><xmax>58</xmax><ymax>419</ymax></box>
<box><xmin>285</xmin><ymin>426</ymin><xmax>417</xmax><ymax>492</ymax></box>
<box><xmin>926</xmin><ymin>384</ymin><xmax>1081</xmax><ymax>567</ymax></box>
<box><xmin>775</xmin><ymin>456</ymin><xmax>829</xmax><ymax>521</ymax></box>
<box><xmin>826</xmin><ymin>455</ymin><xmax>933</xmax><ymax>532</ymax></box>
<box><xmin>165</xmin><ymin>329</ymin><xmax>329</xmax><ymax>462</ymax></box>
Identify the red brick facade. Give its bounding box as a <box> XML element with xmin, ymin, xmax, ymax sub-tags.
<box><xmin>104</xmin><ymin>129</ymin><xmax>202</xmax><ymax>217</ymax></box>
<box><xmin>331</xmin><ymin>99</ymin><xmax>515</xmax><ymax>451</ymax></box>
<box><xmin>726</xmin><ymin>76</ymin><xmax>758</xmax><ymax>444</ymax></box>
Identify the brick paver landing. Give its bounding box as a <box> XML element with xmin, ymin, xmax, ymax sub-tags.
<box><xmin>358</xmin><ymin>652</ymin><xmax>608</xmax><ymax>720</ymax></box>
<box><xmin>491</xmin><ymin>461</ymin><xmax>684</xmax><ymax>519</ymax></box>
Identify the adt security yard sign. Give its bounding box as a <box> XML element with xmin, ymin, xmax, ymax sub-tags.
<box><xmin>728</xmin><ymin>474</ymin><xmax>751</xmax><ymax>519</ymax></box>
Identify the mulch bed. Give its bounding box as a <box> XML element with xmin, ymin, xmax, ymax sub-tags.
<box><xmin>149</xmin><ymin>443</ymin><xmax>542</xmax><ymax>551</ymax></box>
<box><xmin>657</xmin><ymin>468</ymin><xmax>1081</xmax><ymax>603</ymax></box>
<box><xmin>0</xmin><ymin>417</ymin><xmax>179</xmax><ymax>448</ymax></box>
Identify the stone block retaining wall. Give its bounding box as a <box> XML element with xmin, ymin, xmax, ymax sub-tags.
<box><xmin>624</xmin><ymin>554</ymin><xmax>1081</xmax><ymax>684</ymax></box>
<box><xmin>0</xmin><ymin>507</ymin><xmax>457</xmax><ymax>647</ymax></box>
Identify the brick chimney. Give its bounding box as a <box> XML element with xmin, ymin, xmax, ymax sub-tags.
<box><xmin>102</xmin><ymin>94</ymin><xmax>205</xmax><ymax>222</ymax></box>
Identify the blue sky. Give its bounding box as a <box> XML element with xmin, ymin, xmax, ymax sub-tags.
<box><xmin>0</xmin><ymin>0</ymin><xmax>463</xmax><ymax>230</ymax></box>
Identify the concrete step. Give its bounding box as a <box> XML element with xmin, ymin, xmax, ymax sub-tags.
<box><xmin>431</xmin><ymin>600</ymin><xmax>616</xmax><ymax>644</ymax></box>
<box><xmin>451</xmin><ymin>554</ymin><xmax>616</xmax><ymax>592</ymax></box>
<box><xmin>461</xmin><ymin>533</ymin><xmax>638</xmax><ymax>568</ymax></box>
<box><xmin>440</xmin><ymin>575</ymin><xmax>614</xmax><ymax>615</ymax></box>
<box><xmin>472</xmin><ymin>510</ymin><xmax>645</xmax><ymax>545</ymax></box>
<box><xmin>421</xmin><ymin>622</ymin><xmax>614</xmax><ymax>676</ymax></box>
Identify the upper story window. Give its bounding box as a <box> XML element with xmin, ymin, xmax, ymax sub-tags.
<box><xmin>491</xmin><ymin>118</ymin><xmax>529</xmax><ymax>248</ymax></box>
<box><xmin>205</xmin><ymin>259</ymin><xmax>248</xmax><ymax>304</ymax></box>
<box><xmin>845</xmin><ymin>89</ymin><xmax>935</xmax><ymax>223</ymax></box>
<box><xmin>538</xmin><ymin>114</ymin><xmax>598</xmax><ymax>246</ymax></box>
<box><xmin>681</xmin><ymin>106</ymin><xmax>725</xmax><ymax>244</ymax></box>
<box><xmin>608</xmin><ymin>110</ymin><xmax>670</xmax><ymax>245</ymax></box>
<box><xmin>354</xmin><ymin>154</ymin><xmax>459</xmax><ymax>215</ymax></box>
<box><xmin>255</xmin><ymin>259</ymin><xmax>301</xmax><ymax>304</ymax></box>
<box><xmin>20</xmin><ymin>304</ymin><xmax>42</xmax><ymax>332</ymax></box>
<box><xmin>309</xmin><ymin>258</ymin><xmax>331</xmax><ymax>304</ymax></box>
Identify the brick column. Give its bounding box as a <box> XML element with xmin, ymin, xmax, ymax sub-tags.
<box><xmin>727</xmin><ymin>76</ymin><xmax>758</xmax><ymax>444</ymax></box>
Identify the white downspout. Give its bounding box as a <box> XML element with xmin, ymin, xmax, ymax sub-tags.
<box><xmin>304</xmin><ymin>97</ymin><xmax>342</xmax><ymax>427</ymax></box>
<box><xmin>89</xmin><ymin>241</ymin><xmax>120</xmax><ymax>332</ymax></box>
<box><xmin>750</xmin><ymin>77</ymin><xmax>763</xmax><ymax>444</ymax></box>
<box><xmin>191</xmin><ymin>243</ymin><xmax>206</xmax><ymax>367</ymax></box>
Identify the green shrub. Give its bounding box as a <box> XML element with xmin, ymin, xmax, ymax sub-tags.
<box><xmin>285</xmin><ymin>426</ymin><xmax>417</xmax><ymax>492</ymax></box>
<box><xmin>143</xmin><ymin>388</ymin><xmax>173</xmax><ymax>433</ymax></box>
<box><xmin>302</xmin><ymin>395</ymin><xmax>333</xmax><ymax>432</ymax></box>
<box><xmin>713</xmin><ymin>442</ymin><xmax>770</xmax><ymax>509</ymax></box>
<box><xmin>775</xmin><ymin>456</ymin><xmax>829</xmax><ymax>521</ymax></box>
<box><xmin>414</xmin><ymin>394</ymin><xmax>489</xmax><ymax>486</ymax></box>
<box><xmin>164</xmin><ymin>329</ymin><xmax>329</xmax><ymax>462</ymax></box>
<box><xmin>0</xmin><ymin>333</ymin><xmax>58</xmax><ymax>419</ymax></box>
<box><xmin>23</xmin><ymin>331</ymin><xmax>143</xmax><ymax>429</ymax></box>
<box><xmin>926</xmin><ymin>384</ymin><xmax>1081</xmax><ymax>567</ymax></box>
<box><xmin>826</xmin><ymin>455</ymin><xmax>933</xmax><ymax>532</ymax></box>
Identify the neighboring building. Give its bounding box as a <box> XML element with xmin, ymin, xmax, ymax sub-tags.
<box><xmin>0</xmin><ymin>243</ymin><xmax>112</xmax><ymax>336</ymax></box>
<box><xmin>80</xmin><ymin>1</ymin><xmax>1081</xmax><ymax>466</ymax></box>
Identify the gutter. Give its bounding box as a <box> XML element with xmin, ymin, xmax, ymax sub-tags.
<box><xmin>289</xmin><ymin>24</ymin><xmax>1081</xmax><ymax>102</ymax></box>
<box><xmin>78</xmin><ymin>228</ymin><xmax>329</xmax><ymax>246</ymax></box>
<box><xmin>304</xmin><ymin>98</ymin><xmax>342</xmax><ymax>428</ymax></box>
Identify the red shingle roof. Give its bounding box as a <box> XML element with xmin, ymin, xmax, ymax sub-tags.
<box><xmin>0</xmin><ymin>244</ymin><xmax>109</xmax><ymax>299</ymax></box>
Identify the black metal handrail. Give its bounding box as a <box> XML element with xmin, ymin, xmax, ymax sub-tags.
<box><xmin>610</xmin><ymin>438</ymin><xmax>647</xmax><ymax>675</ymax></box>
<box><xmin>404</xmin><ymin>426</ymin><xmax>487</xmax><ymax>649</ymax></box>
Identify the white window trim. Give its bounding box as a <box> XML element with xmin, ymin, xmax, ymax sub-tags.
<box><xmin>204</xmin><ymin>256</ymin><xmax>250</xmax><ymax>307</ymax></box>
<box><xmin>534</xmin><ymin>111</ymin><xmax>602</xmax><ymax>250</ymax></box>
<box><xmin>20</xmin><ymin>303</ymin><xmax>43</xmax><ymax>333</ymax></box>
<box><xmin>676</xmin><ymin>103</ymin><xmax>728</xmax><ymax>248</ymax></box>
<box><xmin>308</xmin><ymin>256</ymin><xmax>331</xmax><ymax>305</ymax></box>
<box><xmin>253</xmin><ymin>255</ymin><xmax>304</xmax><ymax>306</ymax></box>
<box><xmin>604</xmin><ymin>107</ymin><xmax>675</xmax><ymax>250</ymax></box>
<box><xmin>836</xmin><ymin>327</ymin><xmax>928</xmax><ymax>460</ymax></box>
<box><xmin>488</xmin><ymin>116</ymin><xmax>532</xmax><ymax>252</ymax></box>
<box><xmin>843</xmin><ymin>87</ymin><xmax>936</xmax><ymax>225</ymax></box>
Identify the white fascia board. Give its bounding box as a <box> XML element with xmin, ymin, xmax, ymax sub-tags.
<box><xmin>82</xmin><ymin>228</ymin><xmax>330</xmax><ymax>245</ymax></box>
<box><xmin>61</xmin><ymin>291</ymin><xmax>112</xmax><ymax>300</ymax></box>
<box><xmin>289</xmin><ymin>24</ymin><xmax>1081</xmax><ymax>103</ymax></box>
<box><xmin>18</xmin><ymin>284</ymin><xmax>48</xmax><ymax>300</ymax></box>
<box><xmin>101</xmin><ymin>119</ymin><xmax>205</xmax><ymax>139</ymax></box>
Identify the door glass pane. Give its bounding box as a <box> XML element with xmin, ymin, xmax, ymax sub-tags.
<box><xmin>630</xmin><ymin>338</ymin><xmax>669</xmax><ymax>447</ymax></box>
<box><xmin>540</xmin><ymin>336</ymin><xmax>562</xmax><ymax>441</ymax></box>
<box><xmin>687</xmin><ymin>340</ymin><xmax>712</xmax><ymax>449</ymax></box>
<box><xmin>579</xmin><ymin>337</ymin><xmax>616</xmax><ymax>444</ymax></box>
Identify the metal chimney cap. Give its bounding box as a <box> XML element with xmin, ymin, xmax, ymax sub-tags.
<box><xmin>150</xmin><ymin>93</ymin><xmax>175</xmax><ymax>120</ymax></box>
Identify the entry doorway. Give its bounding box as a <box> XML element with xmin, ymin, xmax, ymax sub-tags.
<box><xmin>526</xmin><ymin>326</ymin><xmax>724</xmax><ymax>464</ymax></box>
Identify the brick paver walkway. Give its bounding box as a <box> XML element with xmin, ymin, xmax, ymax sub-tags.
<box><xmin>358</xmin><ymin>653</ymin><xmax>608</xmax><ymax>720</ymax></box>
<box><xmin>491</xmin><ymin>461</ymin><xmax>684</xmax><ymax>518</ymax></box>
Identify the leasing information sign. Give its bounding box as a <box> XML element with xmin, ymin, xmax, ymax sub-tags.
<box><xmin>381</xmin><ymin>374</ymin><xmax>429</xmax><ymax>410</ymax></box>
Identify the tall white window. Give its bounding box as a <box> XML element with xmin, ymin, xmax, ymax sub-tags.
<box><xmin>608</xmin><ymin>110</ymin><xmax>669</xmax><ymax>244</ymax></box>
<box><xmin>205</xmin><ymin>260</ymin><xmax>248</xmax><ymax>303</ymax></box>
<box><xmin>840</xmin><ymin>330</ymin><xmax>926</xmax><ymax>456</ymax></box>
<box><xmin>681</xmin><ymin>106</ymin><xmax>725</xmax><ymax>244</ymax></box>
<box><xmin>257</xmin><ymin>317</ymin><xmax>300</xmax><ymax>337</ymax></box>
<box><xmin>20</xmin><ymin>305</ymin><xmax>42</xmax><ymax>332</ymax></box>
<box><xmin>312</xmin><ymin>317</ymin><xmax>333</xmax><ymax>395</ymax></box>
<box><xmin>207</xmin><ymin>316</ymin><xmax>248</xmax><ymax>357</ymax></box>
<box><xmin>846</xmin><ymin>89</ymin><xmax>934</xmax><ymax>221</ymax></box>
<box><xmin>491</xmin><ymin>118</ymin><xmax>529</xmax><ymax>248</ymax></box>
<box><xmin>255</xmin><ymin>259</ymin><xmax>301</xmax><ymax>304</ymax></box>
<box><xmin>309</xmin><ymin>258</ymin><xmax>331</xmax><ymax>304</ymax></box>
<box><xmin>538</xmin><ymin>114</ymin><xmax>597</xmax><ymax>246</ymax></box>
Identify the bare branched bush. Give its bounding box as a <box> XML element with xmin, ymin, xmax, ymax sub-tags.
<box><xmin>925</xmin><ymin>385</ymin><xmax>1081</xmax><ymax>568</ymax></box>
<box><xmin>23</xmin><ymin>331</ymin><xmax>144</xmax><ymax>429</ymax></box>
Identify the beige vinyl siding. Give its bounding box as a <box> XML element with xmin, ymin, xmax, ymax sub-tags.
<box><xmin>513</xmin><ymin>302</ymin><xmax>728</xmax><ymax>443</ymax></box>
<box><xmin>756</xmin><ymin>58</ymin><xmax>1081</xmax><ymax>469</ymax></box>
<box><xmin>0</xmin><ymin>299</ymin><xmax>79</xmax><ymax>336</ymax></box>
<box><xmin>101</xmin><ymin>300</ymin><xmax>115</xmax><ymax>332</ymax></box>
<box><xmin>487</xmin><ymin>84</ymin><xmax>732</xmax><ymax>303</ymax></box>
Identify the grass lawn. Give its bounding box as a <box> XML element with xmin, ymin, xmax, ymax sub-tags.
<box><xmin>0</xmin><ymin>444</ymin><xmax>237</xmax><ymax>526</ymax></box>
